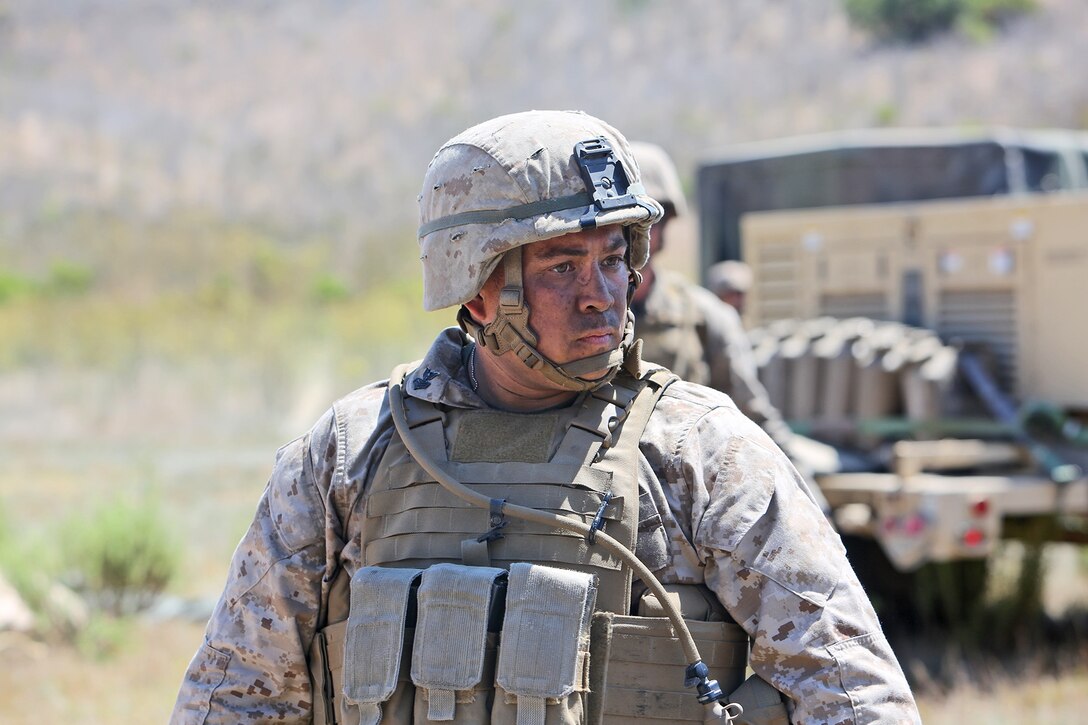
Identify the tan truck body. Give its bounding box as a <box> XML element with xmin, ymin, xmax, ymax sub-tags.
<box><xmin>738</xmin><ymin>192</ymin><xmax>1088</xmax><ymax>570</ymax></box>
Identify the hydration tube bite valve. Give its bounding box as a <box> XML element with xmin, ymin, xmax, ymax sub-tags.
<box><xmin>685</xmin><ymin>660</ymin><xmax>723</xmax><ymax>704</ymax></box>
<box><xmin>686</xmin><ymin>662</ymin><xmax>745</xmax><ymax>724</ymax></box>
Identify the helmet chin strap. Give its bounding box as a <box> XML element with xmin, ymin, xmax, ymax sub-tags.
<box><xmin>457</xmin><ymin>245</ymin><xmax>642</xmax><ymax>392</ymax></box>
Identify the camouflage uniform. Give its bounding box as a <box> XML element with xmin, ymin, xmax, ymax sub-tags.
<box><xmin>173</xmin><ymin>110</ymin><xmax>918</xmax><ymax>724</ymax></box>
<box><xmin>172</xmin><ymin>328</ymin><xmax>918</xmax><ymax>724</ymax></box>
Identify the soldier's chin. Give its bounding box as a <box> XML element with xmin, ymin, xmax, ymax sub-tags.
<box><xmin>579</xmin><ymin>368</ymin><xmax>612</xmax><ymax>383</ymax></box>
<box><xmin>576</xmin><ymin>354</ymin><xmax>623</xmax><ymax>383</ymax></box>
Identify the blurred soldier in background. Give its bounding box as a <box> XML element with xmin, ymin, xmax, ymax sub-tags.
<box><xmin>628</xmin><ymin>142</ymin><xmax>835</xmax><ymax>486</ymax></box>
<box><xmin>629</xmin><ymin>142</ymin><xmax>788</xmax><ymax>444</ymax></box>
<box><xmin>705</xmin><ymin>259</ymin><xmax>753</xmax><ymax>317</ymax></box>
<box><xmin>172</xmin><ymin>111</ymin><xmax>916</xmax><ymax>724</ymax></box>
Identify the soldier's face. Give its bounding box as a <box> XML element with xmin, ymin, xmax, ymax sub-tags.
<box><xmin>472</xmin><ymin>226</ymin><xmax>630</xmax><ymax>383</ymax></box>
<box><xmin>521</xmin><ymin>227</ymin><xmax>630</xmax><ymax>375</ymax></box>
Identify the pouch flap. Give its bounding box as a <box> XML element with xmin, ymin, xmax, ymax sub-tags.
<box><xmin>342</xmin><ymin>566</ymin><xmax>423</xmax><ymax>721</ymax></box>
<box><xmin>411</xmin><ymin>563</ymin><xmax>506</xmax><ymax>720</ymax></box>
<box><xmin>496</xmin><ymin>563</ymin><xmax>597</xmax><ymax>723</ymax></box>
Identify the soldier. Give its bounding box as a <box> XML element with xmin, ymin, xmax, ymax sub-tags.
<box><xmin>705</xmin><ymin>260</ymin><xmax>753</xmax><ymax>317</ymax></box>
<box><xmin>172</xmin><ymin>111</ymin><xmax>918</xmax><ymax>724</ymax></box>
<box><xmin>628</xmin><ymin>142</ymin><xmax>804</xmax><ymax>462</ymax></box>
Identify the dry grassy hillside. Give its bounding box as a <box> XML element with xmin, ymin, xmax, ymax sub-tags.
<box><xmin>2</xmin><ymin>0</ymin><xmax>1087</xmax><ymax>243</ymax></box>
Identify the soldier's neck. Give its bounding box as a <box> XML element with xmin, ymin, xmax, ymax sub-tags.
<box><xmin>473</xmin><ymin>347</ymin><xmax>578</xmax><ymax>412</ymax></box>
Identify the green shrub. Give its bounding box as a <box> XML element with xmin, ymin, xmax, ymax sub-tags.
<box><xmin>61</xmin><ymin>496</ymin><xmax>179</xmax><ymax>616</ymax></box>
<box><xmin>311</xmin><ymin>273</ymin><xmax>350</xmax><ymax>303</ymax></box>
<box><xmin>0</xmin><ymin>525</ymin><xmax>59</xmax><ymax>623</ymax></box>
<box><xmin>0</xmin><ymin>270</ymin><xmax>35</xmax><ymax>303</ymax></box>
<box><xmin>874</xmin><ymin>101</ymin><xmax>900</xmax><ymax>126</ymax></box>
<box><xmin>844</xmin><ymin>0</ymin><xmax>1035</xmax><ymax>43</ymax></box>
<box><xmin>45</xmin><ymin>260</ymin><xmax>95</xmax><ymax>296</ymax></box>
<box><xmin>75</xmin><ymin>611</ymin><xmax>133</xmax><ymax>660</ymax></box>
<box><xmin>845</xmin><ymin>0</ymin><xmax>960</xmax><ymax>42</ymax></box>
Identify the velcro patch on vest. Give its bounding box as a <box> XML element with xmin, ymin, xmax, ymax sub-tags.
<box><xmin>451</xmin><ymin>411</ymin><xmax>559</xmax><ymax>463</ymax></box>
<box><xmin>342</xmin><ymin>566</ymin><xmax>423</xmax><ymax>725</ymax></box>
<box><xmin>496</xmin><ymin>563</ymin><xmax>597</xmax><ymax>724</ymax></box>
<box><xmin>411</xmin><ymin>563</ymin><xmax>506</xmax><ymax>721</ymax></box>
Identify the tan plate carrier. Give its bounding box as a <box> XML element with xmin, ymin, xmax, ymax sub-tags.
<box><xmin>308</xmin><ymin>366</ymin><xmax>786</xmax><ymax>724</ymax></box>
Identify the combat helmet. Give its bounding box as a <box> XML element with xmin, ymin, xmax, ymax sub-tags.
<box><xmin>629</xmin><ymin>141</ymin><xmax>688</xmax><ymax>218</ymax></box>
<box><xmin>706</xmin><ymin>260</ymin><xmax>753</xmax><ymax>296</ymax></box>
<box><xmin>417</xmin><ymin>110</ymin><xmax>664</xmax><ymax>391</ymax></box>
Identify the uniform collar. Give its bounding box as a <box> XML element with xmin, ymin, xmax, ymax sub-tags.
<box><xmin>401</xmin><ymin>327</ymin><xmax>483</xmax><ymax>409</ymax></box>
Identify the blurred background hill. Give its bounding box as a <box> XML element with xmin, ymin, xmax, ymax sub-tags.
<box><xmin>3</xmin><ymin>0</ymin><xmax>1088</xmax><ymax>236</ymax></box>
<box><xmin>2</xmin><ymin>2</ymin><xmax>1088</xmax><ymax>721</ymax></box>
<box><xmin>3</xmin><ymin>0</ymin><xmax>1087</xmax><ymax>444</ymax></box>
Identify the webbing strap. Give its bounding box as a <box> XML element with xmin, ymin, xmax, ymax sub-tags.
<box><xmin>371</xmin><ymin>492</ymin><xmax>623</xmax><ymax>537</ymax></box>
<box><xmin>553</xmin><ymin>392</ymin><xmax>615</xmax><ymax>466</ymax></box>
<box><xmin>381</xmin><ymin>460</ymin><xmax>614</xmax><ymax>490</ymax></box>
<box><xmin>551</xmin><ymin>380</ymin><xmax>638</xmax><ymax>465</ymax></box>
<box><xmin>418</xmin><ymin>191</ymin><xmax>594</xmax><ymax>237</ymax></box>
<box><xmin>368</xmin><ymin>481</ymin><xmax>621</xmax><ymax>519</ymax></box>
<box><xmin>572</xmin><ymin>367</ymin><xmax>676</xmax><ymax>614</ymax></box>
<box><xmin>365</xmin><ymin>533</ymin><xmax>624</xmax><ymax>571</ymax></box>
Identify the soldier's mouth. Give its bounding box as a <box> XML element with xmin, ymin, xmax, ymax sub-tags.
<box><xmin>577</xmin><ymin>329</ymin><xmax>615</xmax><ymax>345</ymax></box>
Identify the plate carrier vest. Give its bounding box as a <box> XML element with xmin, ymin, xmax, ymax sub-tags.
<box><xmin>308</xmin><ymin>364</ymin><xmax>784</xmax><ymax>725</ymax></box>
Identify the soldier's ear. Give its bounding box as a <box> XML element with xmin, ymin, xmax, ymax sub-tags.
<box><xmin>463</xmin><ymin>265</ymin><xmax>503</xmax><ymax>325</ymax></box>
<box><xmin>463</xmin><ymin>292</ymin><xmax>494</xmax><ymax>325</ymax></box>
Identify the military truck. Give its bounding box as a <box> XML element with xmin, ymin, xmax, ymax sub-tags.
<box><xmin>696</xmin><ymin>129</ymin><xmax>1088</xmax><ymax>625</ymax></box>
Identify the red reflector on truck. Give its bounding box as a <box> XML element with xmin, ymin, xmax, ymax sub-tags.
<box><xmin>963</xmin><ymin>528</ymin><xmax>985</xmax><ymax>546</ymax></box>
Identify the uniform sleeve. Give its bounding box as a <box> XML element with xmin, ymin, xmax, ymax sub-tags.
<box><xmin>699</xmin><ymin>294</ymin><xmax>797</xmax><ymax>450</ymax></box>
<box><xmin>171</xmin><ymin>420</ymin><xmax>333</xmax><ymax>725</ymax></box>
<box><xmin>688</xmin><ymin>423</ymin><xmax>920</xmax><ymax>724</ymax></box>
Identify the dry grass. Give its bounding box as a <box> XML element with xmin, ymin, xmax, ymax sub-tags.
<box><xmin>916</xmin><ymin>666</ymin><xmax>1088</xmax><ymax>724</ymax></box>
<box><xmin>0</xmin><ymin>620</ymin><xmax>206</xmax><ymax>724</ymax></box>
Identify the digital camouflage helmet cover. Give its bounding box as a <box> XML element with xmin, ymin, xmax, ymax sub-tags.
<box><xmin>417</xmin><ymin>110</ymin><xmax>664</xmax><ymax>390</ymax></box>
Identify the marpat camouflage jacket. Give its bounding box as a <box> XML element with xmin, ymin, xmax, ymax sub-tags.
<box><xmin>171</xmin><ymin>327</ymin><xmax>920</xmax><ymax>724</ymax></box>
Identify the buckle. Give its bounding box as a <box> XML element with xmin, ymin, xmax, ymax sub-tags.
<box><xmin>499</xmin><ymin>286</ymin><xmax>523</xmax><ymax>309</ymax></box>
<box><xmin>587</xmin><ymin>491</ymin><xmax>613</xmax><ymax>545</ymax></box>
<box><xmin>574</xmin><ymin>137</ymin><xmax>637</xmax><ymax>212</ymax></box>
<box><xmin>478</xmin><ymin>498</ymin><xmax>508</xmax><ymax>543</ymax></box>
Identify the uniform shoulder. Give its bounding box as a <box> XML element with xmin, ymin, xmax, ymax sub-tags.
<box><xmin>298</xmin><ymin>379</ymin><xmax>391</xmax><ymax>472</ymax></box>
<box><xmin>640</xmin><ymin>377</ymin><xmax>784</xmax><ymax>483</ymax></box>
<box><xmin>654</xmin><ymin>376</ymin><xmax>748</xmax><ymax>424</ymax></box>
<box><xmin>329</xmin><ymin>378</ymin><xmax>391</xmax><ymax>418</ymax></box>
